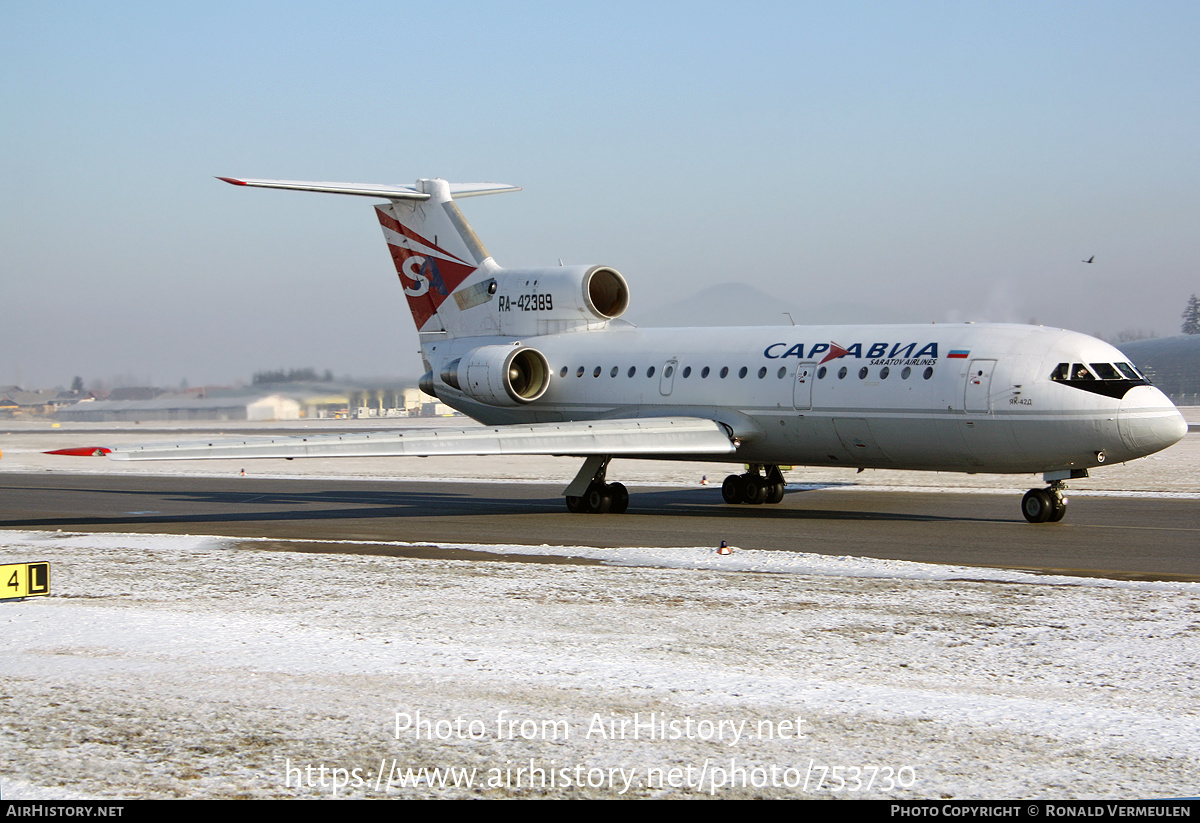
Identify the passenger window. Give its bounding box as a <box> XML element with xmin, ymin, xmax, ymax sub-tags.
<box><xmin>628</xmin><ymin>366</ymin><xmax>636</xmax><ymax>377</ymax></box>
<box><xmin>837</xmin><ymin>367</ymin><xmax>847</xmax><ymax>379</ymax></box>
<box><xmin>777</xmin><ymin>367</ymin><xmax>786</xmax><ymax>379</ymax></box>
<box><xmin>817</xmin><ymin>367</ymin><xmax>827</xmax><ymax>379</ymax></box>
<box><xmin>719</xmin><ymin>367</ymin><xmax>729</xmax><ymax>378</ymax></box>
<box><xmin>738</xmin><ymin>367</ymin><xmax>748</xmax><ymax>378</ymax></box>
<box><xmin>610</xmin><ymin>366</ymin><xmax>618</xmax><ymax>377</ymax></box>
<box><xmin>701</xmin><ymin>366</ymin><xmax>710</xmax><ymax>378</ymax></box>
<box><xmin>880</xmin><ymin>366</ymin><xmax>890</xmax><ymax>379</ymax></box>
<box><xmin>923</xmin><ymin>367</ymin><xmax>933</xmax><ymax>380</ymax></box>
<box><xmin>758</xmin><ymin>367</ymin><xmax>767</xmax><ymax>378</ymax></box>
<box><xmin>901</xmin><ymin>367</ymin><xmax>911</xmax><ymax>380</ymax></box>
<box><xmin>560</xmin><ymin>367</ymin><xmax>568</xmax><ymax>378</ymax></box>
<box><xmin>682</xmin><ymin>366</ymin><xmax>691</xmax><ymax>378</ymax></box>
<box><xmin>858</xmin><ymin>367</ymin><xmax>868</xmax><ymax>379</ymax></box>
<box><xmin>647</xmin><ymin>366</ymin><xmax>656</xmax><ymax>378</ymax></box>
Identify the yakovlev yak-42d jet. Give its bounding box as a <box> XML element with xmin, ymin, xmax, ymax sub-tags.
<box><xmin>52</xmin><ymin>177</ymin><xmax>1187</xmax><ymax>522</ymax></box>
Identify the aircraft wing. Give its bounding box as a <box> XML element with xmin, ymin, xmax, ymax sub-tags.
<box><xmin>47</xmin><ymin>417</ymin><xmax>737</xmax><ymax>461</ymax></box>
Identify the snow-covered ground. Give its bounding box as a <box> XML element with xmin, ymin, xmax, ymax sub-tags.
<box><xmin>1</xmin><ymin>415</ymin><xmax>1198</xmax><ymax>798</ymax></box>
<box><xmin>4</xmin><ymin>530</ymin><xmax>1199</xmax><ymax>799</ymax></box>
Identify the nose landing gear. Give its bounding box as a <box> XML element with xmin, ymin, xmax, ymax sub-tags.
<box><xmin>1022</xmin><ymin>471</ymin><xmax>1083</xmax><ymax>523</ymax></box>
<box><xmin>1022</xmin><ymin>486</ymin><xmax>1067</xmax><ymax>523</ymax></box>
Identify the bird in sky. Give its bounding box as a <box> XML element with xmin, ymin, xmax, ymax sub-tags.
<box><xmin>1082</xmin><ymin>255</ymin><xmax>1095</xmax><ymax>263</ymax></box>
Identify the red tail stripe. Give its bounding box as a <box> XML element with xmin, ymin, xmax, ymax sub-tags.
<box><xmin>374</xmin><ymin>207</ymin><xmax>467</xmax><ymax>264</ymax></box>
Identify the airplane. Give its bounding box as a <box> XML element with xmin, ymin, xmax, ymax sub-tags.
<box><xmin>50</xmin><ymin>176</ymin><xmax>1188</xmax><ymax>523</ymax></box>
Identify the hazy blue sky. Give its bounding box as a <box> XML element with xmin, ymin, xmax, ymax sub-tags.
<box><xmin>3</xmin><ymin>1</ymin><xmax>1198</xmax><ymax>388</ymax></box>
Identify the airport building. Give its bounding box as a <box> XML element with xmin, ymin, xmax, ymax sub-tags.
<box><xmin>0</xmin><ymin>387</ymin><xmax>79</xmax><ymax>418</ymax></box>
<box><xmin>52</xmin><ymin>383</ymin><xmax>450</xmax><ymax>422</ymax></box>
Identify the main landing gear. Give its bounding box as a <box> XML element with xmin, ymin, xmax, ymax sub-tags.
<box><xmin>561</xmin><ymin>457</ymin><xmax>790</xmax><ymax>513</ymax></box>
<box><xmin>565</xmin><ymin>482</ymin><xmax>628</xmax><ymax>514</ymax></box>
<box><xmin>564</xmin><ymin>455</ymin><xmax>628</xmax><ymax>514</ymax></box>
<box><xmin>721</xmin><ymin>465</ymin><xmax>786</xmax><ymax>505</ymax></box>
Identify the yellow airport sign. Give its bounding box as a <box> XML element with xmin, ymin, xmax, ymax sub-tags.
<box><xmin>2</xmin><ymin>562</ymin><xmax>50</xmax><ymax>599</ymax></box>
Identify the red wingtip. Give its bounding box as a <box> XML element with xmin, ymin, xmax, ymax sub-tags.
<box><xmin>46</xmin><ymin>447</ymin><xmax>112</xmax><ymax>457</ymax></box>
<box><xmin>216</xmin><ymin>176</ymin><xmax>247</xmax><ymax>186</ymax></box>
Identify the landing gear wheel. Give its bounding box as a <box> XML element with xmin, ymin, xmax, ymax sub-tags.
<box><xmin>723</xmin><ymin>470</ymin><xmax>784</xmax><ymax>506</ymax></box>
<box><xmin>586</xmin><ymin>483</ymin><xmax>612</xmax><ymax>514</ymax></box>
<box><xmin>565</xmin><ymin>496</ymin><xmax>586</xmax><ymax>513</ymax></box>
<box><xmin>607</xmin><ymin>482</ymin><xmax>629</xmax><ymax>514</ymax></box>
<box><xmin>1048</xmin><ymin>494</ymin><xmax>1067</xmax><ymax>522</ymax></box>
<box><xmin>722</xmin><ymin>474</ymin><xmax>745</xmax><ymax>504</ymax></box>
<box><xmin>765</xmin><ymin>482</ymin><xmax>786</xmax><ymax>504</ymax></box>
<box><xmin>1022</xmin><ymin>488</ymin><xmax>1053</xmax><ymax>523</ymax></box>
<box><xmin>741</xmin><ymin>474</ymin><xmax>766</xmax><ymax>504</ymax></box>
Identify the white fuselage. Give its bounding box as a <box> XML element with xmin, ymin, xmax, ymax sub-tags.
<box><xmin>209</xmin><ymin>176</ymin><xmax>1187</xmax><ymax>492</ymax></box>
<box><xmin>423</xmin><ymin>322</ymin><xmax>1186</xmax><ymax>474</ymax></box>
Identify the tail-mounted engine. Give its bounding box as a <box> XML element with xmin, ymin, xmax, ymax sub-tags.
<box><xmin>495</xmin><ymin>265</ymin><xmax>629</xmax><ymax>336</ymax></box>
<box><xmin>429</xmin><ymin>265</ymin><xmax>629</xmax><ymax>406</ymax></box>
<box><xmin>440</xmin><ymin>345</ymin><xmax>550</xmax><ymax>406</ymax></box>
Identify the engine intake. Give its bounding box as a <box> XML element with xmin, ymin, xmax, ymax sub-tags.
<box><xmin>582</xmin><ymin>266</ymin><xmax>629</xmax><ymax>319</ymax></box>
<box><xmin>449</xmin><ymin>345</ymin><xmax>550</xmax><ymax>406</ymax></box>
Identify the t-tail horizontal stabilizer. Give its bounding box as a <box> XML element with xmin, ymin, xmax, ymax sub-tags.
<box><xmin>218</xmin><ymin>176</ymin><xmax>521</xmax><ymax>336</ymax></box>
<box><xmin>215</xmin><ymin>177</ymin><xmax>521</xmax><ymax>200</ymax></box>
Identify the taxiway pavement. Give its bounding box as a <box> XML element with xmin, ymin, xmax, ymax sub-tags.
<box><xmin>1</xmin><ymin>472</ymin><xmax>1196</xmax><ymax>580</ymax></box>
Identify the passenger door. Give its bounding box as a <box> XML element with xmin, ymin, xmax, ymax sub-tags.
<box><xmin>964</xmin><ymin>359</ymin><xmax>997</xmax><ymax>413</ymax></box>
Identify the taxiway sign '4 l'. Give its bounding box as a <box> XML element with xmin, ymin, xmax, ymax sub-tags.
<box><xmin>51</xmin><ymin>177</ymin><xmax>1187</xmax><ymax>522</ymax></box>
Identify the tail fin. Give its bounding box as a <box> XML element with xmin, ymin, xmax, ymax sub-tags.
<box><xmin>217</xmin><ymin>177</ymin><xmax>519</xmax><ymax>335</ymax></box>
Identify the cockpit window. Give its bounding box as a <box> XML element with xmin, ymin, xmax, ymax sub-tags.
<box><xmin>1115</xmin><ymin>362</ymin><xmax>1142</xmax><ymax>380</ymax></box>
<box><xmin>1053</xmin><ymin>361</ymin><xmax>1147</xmax><ymax>382</ymax></box>
<box><xmin>1050</xmin><ymin>360</ymin><xmax>1150</xmax><ymax>399</ymax></box>
<box><xmin>1089</xmin><ymin>363</ymin><xmax>1121</xmax><ymax>380</ymax></box>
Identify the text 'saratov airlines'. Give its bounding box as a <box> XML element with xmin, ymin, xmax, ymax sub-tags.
<box><xmin>278</xmin><ymin>709</ymin><xmax>917</xmax><ymax>797</ymax></box>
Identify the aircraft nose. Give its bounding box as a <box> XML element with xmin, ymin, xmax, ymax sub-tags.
<box><xmin>1117</xmin><ymin>386</ymin><xmax>1188</xmax><ymax>458</ymax></box>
